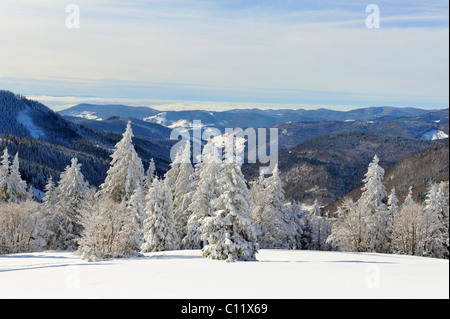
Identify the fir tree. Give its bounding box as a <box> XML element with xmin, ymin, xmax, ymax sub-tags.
<box><xmin>327</xmin><ymin>198</ymin><xmax>371</xmax><ymax>252</ymax></box>
<box><xmin>311</xmin><ymin>199</ymin><xmax>321</xmax><ymax>217</ymax></box>
<box><xmin>358</xmin><ymin>155</ymin><xmax>390</xmax><ymax>253</ymax></box>
<box><xmin>54</xmin><ymin>157</ymin><xmax>89</xmax><ymax>250</ymax></box>
<box><xmin>358</xmin><ymin>155</ymin><xmax>387</xmax><ymax>212</ymax></box>
<box><xmin>201</xmin><ymin>135</ymin><xmax>258</xmax><ymax>262</ymax></box>
<box><xmin>423</xmin><ymin>182</ymin><xmax>448</xmax><ymax>258</ymax></box>
<box><xmin>402</xmin><ymin>187</ymin><xmax>414</xmax><ymax>208</ymax></box>
<box><xmin>144</xmin><ymin>158</ymin><xmax>156</xmax><ymax>190</ymax></box>
<box><xmin>126</xmin><ymin>185</ymin><xmax>147</xmax><ymax>249</ymax></box>
<box><xmin>251</xmin><ymin>165</ymin><xmax>301</xmax><ymax>249</ymax></box>
<box><xmin>183</xmin><ymin>140</ymin><xmax>222</xmax><ymax>249</ymax></box>
<box><xmin>0</xmin><ymin>148</ymin><xmax>29</xmax><ymax>203</ymax></box>
<box><xmin>100</xmin><ymin>121</ymin><xmax>145</xmax><ymax>203</ymax></box>
<box><xmin>8</xmin><ymin>152</ymin><xmax>30</xmax><ymax>203</ymax></box>
<box><xmin>141</xmin><ymin>178</ymin><xmax>180</xmax><ymax>252</ymax></box>
<box><xmin>41</xmin><ymin>176</ymin><xmax>59</xmax><ymax>249</ymax></box>
<box><xmin>0</xmin><ymin>148</ymin><xmax>11</xmax><ymax>202</ymax></box>
<box><xmin>387</xmin><ymin>188</ymin><xmax>399</xmax><ymax>217</ymax></box>
<box><xmin>164</xmin><ymin>140</ymin><xmax>194</xmax><ymax>242</ymax></box>
<box><xmin>308</xmin><ymin>200</ymin><xmax>332</xmax><ymax>251</ymax></box>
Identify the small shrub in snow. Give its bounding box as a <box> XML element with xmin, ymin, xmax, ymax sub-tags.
<box><xmin>77</xmin><ymin>195</ymin><xmax>140</xmax><ymax>261</ymax></box>
<box><xmin>0</xmin><ymin>200</ymin><xmax>45</xmax><ymax>254</ymax></box>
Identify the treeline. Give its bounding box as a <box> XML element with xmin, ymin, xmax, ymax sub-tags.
<box><xmin>327</xmin><ymin>155</ymin><xmax>449</xmax><ymax>258</ymax></box>
<box><xmin>0</xmin><ymin>122</ymin><xmax>448</xmax><ymax>260</ymax></box>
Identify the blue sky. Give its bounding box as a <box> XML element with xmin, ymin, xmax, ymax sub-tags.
<box><xmin>0</xmin><ymin>0</ymin><xmax>448</xmax><ymax>111</ymax></box>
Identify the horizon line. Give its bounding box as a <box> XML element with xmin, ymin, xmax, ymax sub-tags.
<box><xmin>25</xmin><ymin>94</ymin><xmax>449</xmax><ymax>113</ymax></box>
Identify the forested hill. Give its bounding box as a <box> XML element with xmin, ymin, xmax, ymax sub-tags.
<box><xmin>0</xmin><ymin>90</ymin><xmax>173</xmax><ymax>191</ymax></box>
<box><xmin>243</xmin><ymin>132</ymin><xmax>445</xmax><ymax>206</ymax></box>
<box><xmin>324</xmin><ymin>140</ymin><xmax>449</xmax><ymax>214</ymax></box>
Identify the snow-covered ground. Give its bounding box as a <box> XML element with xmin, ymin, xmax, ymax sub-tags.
<box><xmin>421</xmin><ymin>129</ymin><xmax>449</xmax><ymax>140</ymax></box>
<box><xmin>16</xmin><ymin>108</ymin><xmax>45</xmax><ymax>139</ymax></box>
<box><xmin>0</xmin><ymin>249</ymin><xmax>447</xmax><ymax>299</ymax></box>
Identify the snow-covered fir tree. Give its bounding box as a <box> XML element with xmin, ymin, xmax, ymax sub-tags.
<box><xmin>0</xmin><ymin>148</ymin><xmax>12</xmax><ymax>202</ymax></box>
<box><xmin>387</xmin><ymin>188</ymin><xmax>399</xmax><ymax>217</ymax></box>
<box><xmin>144</xmin><ymin>158</ymin><xmax>156</xmax><ymax>190</ymax></box>
<box><xmin>329</xmin><ymin>155</ymin><xmax>391</xmax><ymax>253</ymax></box>
<box><xmin>251</xmin><ymin>165</ymin><xmax>301</xmax><ymax>249</ymax></box>
<box><xmin>183</xmin><ymin>140</ymin><xmax>222</xmax><ymax>249</ymax></box>
<box><xmin>311</xmin><ymin>199</ymin><xmax>321</xmax><ymax>217</ymax></box>
<box><xmin>0</xmin><ymin>149</ymin><xmax>30</xmax><ymax>203</ymax></box>
<box><xmin>8</xmin><ymin>153</ymin><xmax>30</xmax><ymax>202</ymax></box>
<box><xmin>287</xmin><ymin>200</ymin><xmax>308</xmax><ymax>250</ymax></box>
<box><xmin>327</xmin><ymin>198</ymin><xmax>371</xmax><ymax>252</ymax></box>
<box><xmin>422</xmin><ymin>182</ymin><xmax>448</xmax><ymax>258</ymax></box>
<box><xmin>358</xmin><ymin>155</ymin><xmax>390</xmax><ymax>253</ymax></box>
<box><xmin>126</xmin><ymin>185</ymin><xmax>147</xmax><ymax>249</ymax></box>
<box><xmin>201</xmin><ymin>135</ymin><xmax>258</xmax><ymax>262</ymax></box>
<box><xmin>40</xmin><ymin>176</ymin><xmax>60</xmax><ymax>250</ymax></box>
<box><xmin>53</xmin><ymin>157</ymin><xmax>90</xmax><ymax>250</ymax></box>
<box><xmin>328</xmin><ymin>155</ymin><xmax>392</xmax><ymax>252</ymax></box>
<box><xmin>42</xmin><ymin>176</ymin><xmax>57</xmax><ymax>212</ymax></box>
<box><xmin>164</xmin><ymin>140</ymin><xmax>194</xmax><ymax>243</ymax></box>
<box><xmin>308</xmin><ymin>200</ymin><xmax>332</xmax><ymax>251</ymax></box>
<box><xmin>437</xmin><ymin>182</ymin><xmax>449</xmax><ymax>257</ymax></box>
<box><xmin>99</xmin><ymin>121</ymin><xmax>145</xmax><ymax>203</ymax></box>
<box><xmin>358</xmin><ymin>155</ymin><xmax>387</xmax><ymax>212</ymax></box>
<box><xmin>141</xmin><ymin>178</ymin><xmax>180</xmax><ymax>253</ymax></box>
<box><xmin>402</xmin><ymin>186</ymin><xmax>414</xmax><ymax>208</ymax></box>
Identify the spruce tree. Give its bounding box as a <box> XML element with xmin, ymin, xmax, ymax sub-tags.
<box><xmin>423</xmin><ymin>182</ymin><xmax>448</xmax><ymax>258</ymax></box>
<box><xmin>164</xmin><ymin>140</ymin><xmax>194</xmax><ymax>242</ymax></box>
<box><xmin>41</xmin><ymin>176</ymin><xmax>59</xmax><ymax>249</ymax></box>
<box><xmin>144</xmin><ymin>158</ymin><xmax>156</xmax><ymax>190</ymax></box>
<box><xmin>358</xmin><ymin>155</ymin><xmax>387</xmax><ymax>212</ymax></box>
<box><xmin>183</xmin><ymin>140</ymin><xmax>222</xmax><ymax>249</ymax></box>
<box><xmin>201</xmin><ymin>136</ymin><xmax>258</xmax><ymax>261</ymax></box>
<box><xmin>141</xmin><ymin>178</ymin><xmax>180</xmax><ymax>252</ymax></box>
<box><xmin>54</xmin><ymin>157</ymin><xmax>89</xmax><ymax>250</ymax></box>
<box><xmin>100</xmin><ymin>121</ymin><xmax>145</xmax><ymax>203</ymax></box>
<box><xmin>251</xmin><ymin>165</ymin><xmax>301</xmax><ymax>249</ymax></box>
<box><xmin>358</xmin><ymin>155</ymin><xmax>390</xmax><ymax>253</ymax></box>
<box><xmin>0</xmin><ymin>148</ymin><xmax>11</xmax><ymax>202</ymax></box>
<box><xmin>0</xmin><ymin>149</ymin><xmax>30</xmax><ymax>203</ymax></box>
<box><xmin>8</xmin><ymin>153</ymin><xmax>30</xmax><ymax>203</ymax></box>
<box><xmin>127</xmin><ymin>185</ymin><xmax>147</xmax><ymax>249</ymax></box>
<box><xmin>387</xmin><ymin>188</ymin><xmax>399</xmax><ymax>217</ymax></box>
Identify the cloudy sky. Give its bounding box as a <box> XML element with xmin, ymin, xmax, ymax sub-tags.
<box><xmin>0</xmin><ymin>0</ymin><xmax>448</xmax><ymax>111</ymax></box>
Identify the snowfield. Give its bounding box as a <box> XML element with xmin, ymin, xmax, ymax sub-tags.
<box><xmin>0</xmin><ymin>249</ymin><xmax>448</xmax><ymax>299</ymax></box>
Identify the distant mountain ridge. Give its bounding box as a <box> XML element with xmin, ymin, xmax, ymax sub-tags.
<box><xmin>60</xmin><ymin>103</ymin><xmax>160</xmax><ymax>121</ymax></box>
<box><xmin>59</xmin><ymin>103</ymin><xmax>445</xmax><ymax>131</ymax></box>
